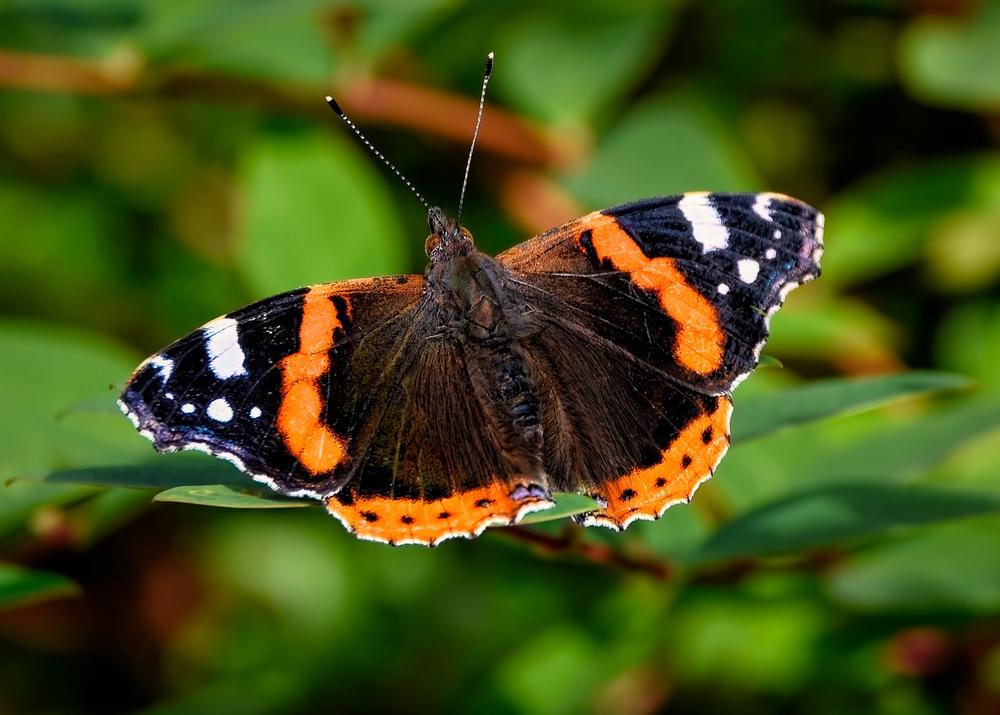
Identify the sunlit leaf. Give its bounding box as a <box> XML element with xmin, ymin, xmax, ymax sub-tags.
<box><xmin>139</xmin><ymin>0</ymin><xmax>336</xmax><ymax>83</ymax></box>
<box><xmin>690</xmin><ymin>484</ymin><xmax>1000</xmax><ymax>564</ymax></box>
<box><xmin>0</xmin><ymin>564</ymin><xmax>79</xmax><ymax>610</ymax></box>
<box><xmin>732</xmin><ymin>372</ymin><xmax>970</xmax><ymax>443</ymax></box>
<box><xmin>899</xmin><ymin>4</ymin><xmax>1000</xmax><ymax>111</ymax></box>
<box><xmin>496</xmin><ymin>7</ymin><xmax>673</xmax><ymax>123</ymax></box>
<box><xmin>565</xmin><ymin>96</ymin><xmax>758</xmax><ymax>207</ymax></box>
<box><xmin>238</xmin><ymin>132</ymin><xmax>409</xmax><ymax>297</ymax></box>
<box><xmin>936</xmin><ymin>301</ymin><xmax>1000</xmax><ymax>391</ymax></box>
<box><xmin>0</xmin><ymin>321</ymin><xmax>144</xmax><ymax>481</ymax></box>
<box><xmin>821</xmin><ymin>156</ymin><xmax>1000</xmax><ymax>287</ymax></box>
<box><xmin>154</xmin><ymin>484</ymin><xmax>313</xmax><ymax>509</ymax></box>
<box><xmin>763</xmin><ymin>296</ymin><xmax>899</xmax><ymax>369</ymax></box>
<box><xmin>518</xmin><ymin>493</ymin><xmax>601</xmax><ymax>525</ymax></box>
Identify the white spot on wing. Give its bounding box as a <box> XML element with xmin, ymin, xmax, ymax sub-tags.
<box><xmin>207</xmin><ymin>398</ymin><xmax>233</xmax><ymax>422</ymax></box>
<box><xmin>249</xmin><ymin>406</ymin><xmax>262</xmax><ymax>419</ymax></box>
<box><xmin>765</xmin><ymin>248</ymin><xmax>777</xmax><ymax>260</ymax></box>
<box><xmin>738</xmin><ymin>259</ymin><xmax>760</xmax><ymax>283</ymax></box>
<box><xmin>145</xmin><ymin>355</ymin><xmax>174</xmax><ymax>381</ymax></box>
<box><xmin>181</xmin><ymin>403</ymin><xmax>196</xmax><ymax>414</ymax></box>
<box><xmin>717</xmin><ymin>283</ymin><xmax>730</xmax><ymax>295</ymax></box>
<box><xmin>752</xmin><ymin>194</ymin><xmax>773</xmax><ymax>222</ymax></box>
<box><xmin>678</xmin><ymin>193</ymin><xmax>729</xmax><ymax>253</ymax></box>
<box><xmin>204</xmin><ymin>317</ymin><xmax>247</xmax><ymax>379</ymax></box>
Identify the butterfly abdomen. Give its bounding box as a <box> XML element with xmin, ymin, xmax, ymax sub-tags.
<box><xmin>488</xmin><ymin>342</ymin><xmax>542</xmax><ymax>446</ymax></box>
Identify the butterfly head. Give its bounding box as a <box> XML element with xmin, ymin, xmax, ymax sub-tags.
<box><xmin>426</xmin><ymin>206</ymin><xmax>474</xmax><ymax>260</ymax></box>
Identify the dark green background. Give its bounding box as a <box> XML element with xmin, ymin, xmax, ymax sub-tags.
<box><xmin>1</xmin><ymin>1</ymin><xmax>999</xmax><ymax>713</ymax></box>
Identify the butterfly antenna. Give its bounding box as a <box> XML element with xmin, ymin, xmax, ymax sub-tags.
<box><xmin>325</xmin><ymin>96</ymin><xmax>429</xmax><ymax>210</ymax></box>
<box><xmin>456</xmin><ymin>51</ymin><xmax>494</xmax><ymax>225</ymax></box>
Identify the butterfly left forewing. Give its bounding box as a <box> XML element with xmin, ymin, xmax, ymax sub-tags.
<box><xmin>120</xmin><ymin>276</ymin><xmax>426</xmax><ymax>498</ymax></box>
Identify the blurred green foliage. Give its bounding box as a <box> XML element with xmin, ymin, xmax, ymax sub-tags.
<box><xmin>1</xmin><ymin>0</ymin><xmax>999</xmax><ymax>713</ymax></box>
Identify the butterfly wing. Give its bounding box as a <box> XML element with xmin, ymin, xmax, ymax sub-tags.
<box><xmin>121</xmin><ymin>275</ymin><xmax>554</xmax><ymax>545</ymax></box>
<box><xmin>120</xmin><ymin>276</ymin><xmax>426</xmax><ymax>498</ymax></box>
<box><xmin>500</xmin><ymin>192</ymin><xmax>823</xmax><ymax>527</ymax></box>
<box><xmin>501</xmin><ymin>192</ymin><xmax>823</xmax><ymax>393</ymax></box>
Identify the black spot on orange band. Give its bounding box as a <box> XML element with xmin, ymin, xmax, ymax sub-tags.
<box><xmin>581</xmin><ymin>397</ymin><xmax>733</xmax><ymax>529</ymax></box>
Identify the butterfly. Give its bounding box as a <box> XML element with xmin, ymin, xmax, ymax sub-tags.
<box><xmin>119</xmin><ymin>55</ymin><xmax>823</xmax><ymax>545</ymax></box>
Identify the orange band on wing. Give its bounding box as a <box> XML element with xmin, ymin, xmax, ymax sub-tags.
<box><xmin>582</xmin><ymin>397</ymin><xmax>732</xmax><ymax>529</ymax></box>
<box><xmin>326</xmin><ymin>481</ymin><xmax>553</xmax><ymax>546</ymax></box>
<box><xmin>277</xmin><ymin>287</ymin><xmax>349</xmax><ymax>475</ymax></box>
<box><xmin>581</xmin><ymin>213</ymin><xmax>724</xmax><ymax>375</ymax></box>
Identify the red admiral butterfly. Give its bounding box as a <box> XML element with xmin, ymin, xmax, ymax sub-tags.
<box><xmin>120</xmin><ymin>54</ymin><xmax>823</xmax><ymax>545</ymax></box>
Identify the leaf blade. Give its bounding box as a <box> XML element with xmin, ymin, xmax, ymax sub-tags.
<box><xmin>689</xmin><ymin>484</ymin><xmax>1000</xmax><ymax>564</ymax></box>
<box><xmin>154</xmin><ymin>484</ymin><xmax>314</xmax><ymax>509</ymax></box>
<box><xmin>0</xmin><ymin>564</ymin><xmax>79</xmax><ymax>610</ymax></box>
<box><xmin>733</xmin><ymin>371</ymin><xmax>971</xmax><ymax>443</ymax></box>
<box><xmin>518</xmin><ymin>493</ymin><xmax>602</xmax><ymax>525</ymax></box>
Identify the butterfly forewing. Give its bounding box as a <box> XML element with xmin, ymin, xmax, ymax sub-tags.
<box><xmin>500</xmin><ymin>192</ymin><xmax>823</xmax><ymax>393</ymax></box>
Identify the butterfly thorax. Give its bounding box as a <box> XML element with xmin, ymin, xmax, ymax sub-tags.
<box><xmin>424</xmin><ymin>208</ymin><xmax>545</xmax><ymax>466</ymax></box>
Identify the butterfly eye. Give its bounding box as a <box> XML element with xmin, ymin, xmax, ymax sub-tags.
<box><xmin>425</xmin><ymin>233</ymin><xmax>442</xmax><ymax>256</ymax></box>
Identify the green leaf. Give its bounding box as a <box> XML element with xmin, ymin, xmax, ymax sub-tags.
<box><xmin>937</xmin><ymin>301</ymin><xmax>1000</xmax><ymax>390</ymax></box>
<box><xmin>716</xmin><ymin>393</ymin><xmax>1000</xmax><ymax>513</ymax></box>
<box><xmin>899</xmin><ymin>3</ymin><xmax>1000</xmax><ymax>111</ymax></box>
<box><xmin>807</xmin><ymin>396</ymin><xmax>1000</xmax><ymax>484</ymax></box>
<box><xmin>238</xmin><ymin>132</ymin><xmax>409</xmax><ymax>298</ymax></box>
<box><xmin>518</xmin><ymin>493</ymin><xmax>602</xmax><ymax>525</ymax></box>
<box><xmin>565</xmin><ymin>96</ymin><xmax>758</xmax><ymax>207</ymax></box>
<box><xmin>496</xmin><ymin>6</ymin><xmax>673</xmax><ymax>123</ymax></box>
<box><xmin>690</xmin><ymin>485</ymin><xmax>1000</xmax><ymax>564</ymax></box>
<box><xmin>139</xmin><ymin>0</ymin><xmax>336</xmax><ymax>83</ymax></box>
<box><xmin>154</xmin><ymin>484</ymin><xmax>313</xmax><ymax>509</ymax></box>
<box><xmin>827</xmin><ymin>515</ymin><xmax>1000</xmax><ymax>612</ymax></box>
<box><xmin>821</xmin><ymin>156</ymin><xmax>1000</xmax><ymax>288</ymax></box>
<box><xmin>732</xmin><ymin>372</ymin><xmax>971</xmax><ymax>443</ymax></box>
<box><xmin>0</xmin><ymin>564</ymin><xmax>79</xmax><ymax>610</ymax></box>
<box><xmin>42</xmin><ymin>453</ymin><xmax>251</xmax><ymax>490</ymax></box>
<box><xmin>495</xmin><ymin>626</ymin><xmax>605</xmax><ymax>715</ymax></box>
<box><xmin>0</xmin><ymin>321</ymin><xmax>144</xmax><ymax>481</ymax></box>
<box><xmin>757</xmin><ymin>354</ymin><xmax>783</xmax><ymax>369</ymax></box>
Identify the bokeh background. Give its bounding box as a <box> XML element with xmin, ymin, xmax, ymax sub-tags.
<box><xmin>2</xmin><ymin>1</ymin><xmax>1000</xmax><ymax>713</ymax></box>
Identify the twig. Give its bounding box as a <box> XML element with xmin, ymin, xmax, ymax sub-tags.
<box><xmin>498</xmin><ymin>525</ymin><xmax>675</xmax><ymax>580</ymax></box>
<box><xmin>0</xmin><ymin>48</ymin><xmax>582</xmax><ymax>168</ymax></box>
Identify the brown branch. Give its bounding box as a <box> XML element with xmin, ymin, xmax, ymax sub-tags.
<box><xmin>0</xmin><ymin>48</ymin><xmax>140</xmax><ymax>95</ymax></box>
<box><xmin>0</xmin><ymin>48</ymin><xmax>584</xmax><ymax>168</ymax></box>
<box><xmin>337</xmin><ymin>76</ymin><xmax>583</xmax><ymax>168</ymax></box>
<box><xmin>498</xmin><ymin>525</ymin><xmax>675</xmax><ymax>580</ymax></box>
<box><xmin>497</xmin><ymin>168</ymin><xmax>586</xmax><ymax>236</ymax></box>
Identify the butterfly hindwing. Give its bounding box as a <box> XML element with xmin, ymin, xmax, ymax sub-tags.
<box><xmin>517</xmin><ymin>316</ymin><xmax>733</xmax><ymax>528</ymax></box>
<box><xmin>324</xmin><ymin>335</ymin><xmax>554</xmax><ymax>545</ymax></box>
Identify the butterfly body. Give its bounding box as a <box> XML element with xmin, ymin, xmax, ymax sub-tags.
<box><xmin>121</xmin><ymin>192</ymin><xmax>823</xmax><ymax>545</ymax></box>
